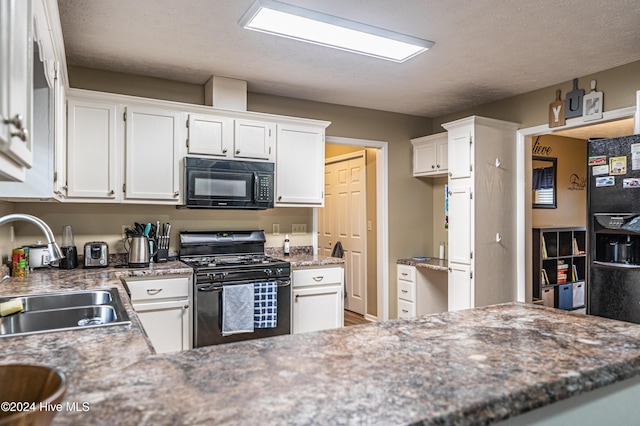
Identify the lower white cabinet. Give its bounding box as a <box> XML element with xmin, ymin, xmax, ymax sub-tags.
<box><xmin>125</xmin><ymin>275</ymin><xmax>192</xmax><ymax>354</ymax></box>
<box><xmin>292</xmin><ymin>266</ymin><xmax>344</xmax><ymax>334</ymax></box>
<box><xmin>448</xmin><ymin>262</ymin><xmax>472</xmax><ymax>311</ymax></box>
<box><xmin>397</xmin><ymin>264</ymin><xmax>448</xmax><ymax>318</ymax></box>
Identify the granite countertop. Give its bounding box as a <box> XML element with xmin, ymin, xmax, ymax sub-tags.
<box><xmin>283</xmin><ymin>254</ymin><xmax>345</xmax><ymax>268</ymax></box>
<box><xmin>4</xmin><ymin>266</ymin><xmax>640</xmax><ymax>425</ymax></box>
<box><xmin>398</xmin><ymin>257</ymin><xmax>448</xmax><ymax>272</ymax></box>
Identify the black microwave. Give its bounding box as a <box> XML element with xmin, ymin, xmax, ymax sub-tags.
<box><xmin>184</xmin><ymin>158</ymin><xmax>274</xmax><ymax>209</ymax></box>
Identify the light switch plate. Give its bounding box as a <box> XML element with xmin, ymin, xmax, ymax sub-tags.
<box><xmin>292</xmin><ymin>223</ymin><xmax>307</xmax><ymax>234</ymax></box>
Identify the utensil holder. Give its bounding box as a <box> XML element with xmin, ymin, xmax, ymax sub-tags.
<box><xmin>155</xmin><ymin>236</ymin><xmax>170</xmax><ymax>263</ymax></box>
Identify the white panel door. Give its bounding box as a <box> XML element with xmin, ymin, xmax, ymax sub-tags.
<box><xmin>319</xmin><ymin>152</ymin><xmax>367</xmax><ymax>315</ymax></box>
<box><xmin>66</xmin><ymin>99</ymin><xmax>118</xmax><ymax>199</ymax></box>
<box><xmin>448</xmin><ymin>186</ymin><xmax>472</xmax><ymax>264</ymax></box>
<box><xmin>124</xmin><ymin>106</ymin><xmax>181</xmax><ymax>203</ymax></box>
<box><xmin>187</xmin><ymin>113</ymin><xmax>232</xmax><ymax>157</ymax></box>
<box><xmin>234</xmin><ymin>119</ymin><xmax>273</xmax><ymax>161</ymax></box>
<box><xmin>448</xmin><ymin>262</ymin><xmax>473</xmax><ymax>311</ymax></box>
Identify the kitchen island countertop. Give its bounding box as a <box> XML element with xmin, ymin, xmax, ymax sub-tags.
<box><xmin>2</xmin><ymin>267</ymin><xmax>640</xmax><ymax>425</ymax></box>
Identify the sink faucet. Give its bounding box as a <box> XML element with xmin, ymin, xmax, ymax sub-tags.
<box><xmin>0</xmin><ymin>214</ymin><xmax>65</xmax><ymax>264</ymax></box>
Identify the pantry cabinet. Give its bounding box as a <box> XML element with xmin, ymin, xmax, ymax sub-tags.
<box><xmin>292</xmin><ymin>266</ymin><xmax>343</xmax><ymax>334</ymax></box>
<box><xmin>125</xmin><ymin>275</ymin><xmax>192</xmax><ymax>354</ymax></box>
<box><xmin>275</xmin><ymin>123</ymin><xmax>326</xmax><ymax>207</ymax></box>
<box><xmin>0</xmin><ymin>0</ymin><xmax>33</xmax><ymax>181</ymax></box>
<box><xmin>411</xmin><ymin>132</ymin><xmax>448</xmax><ymax>177</ymax></box>
<box><xmin>442</xmin><ymin>116</ymin><xmax>520</xmax><ymax>311</ymax></box>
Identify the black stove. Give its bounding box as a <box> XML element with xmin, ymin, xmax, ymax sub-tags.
<box><xmin>180</xmin><ymin>230</ymin><xmax>292</xmax><ymax>347</ymax></box>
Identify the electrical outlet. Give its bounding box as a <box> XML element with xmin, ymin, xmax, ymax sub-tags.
<box><xmin>121</xmin><ymin>225</ymin><xmax>129</xmax><ymax>239</ymax></box>
<box><xmin>367</xmin><ymin>221</ymin><xmax>372</xmax><ymax>231</ymax></box>
<box><xmin>292</xmin><ymin>223</ymin><xmax>307</xmax><ymax>234</ymax></box>
<box><xmin>272</xmin><ymin>224</ymin><xmax>280</xmax><ymax>235</ymax></box>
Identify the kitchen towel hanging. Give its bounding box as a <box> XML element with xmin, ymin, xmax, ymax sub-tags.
<box><xmin>254</xmin><ymin>281</ymin><xmax>278</xmax><ymax>329</ymax></box>
<box><xmin>221</xmin><ymin>283</ymin><xmax>254</xmax><ymax>336</ymax></box>
<box><xmin>331</xmin><ymin>241</ymin><xmax>347</xmax><ymax>297</ymax></box>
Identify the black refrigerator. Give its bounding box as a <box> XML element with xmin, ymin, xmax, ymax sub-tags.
<box><xmin>587</xmin><ymin>134</ymin><xmax>640</xmax><ymax>324</ymax></box>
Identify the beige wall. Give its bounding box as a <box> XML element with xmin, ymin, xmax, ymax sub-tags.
<box><xmin>531</xmin><ymin>135</ymin><xmax>588</xmax><ymax>228</ymax></box>
<box><xmin>433</xmin><ymin>60</ymin><xmax>640</xmax><ymax>130</ymax></box>
<box><xmin>0</xmin><ymin>201</ymin><xmax>15</xmax><ymax>264</ymax></box>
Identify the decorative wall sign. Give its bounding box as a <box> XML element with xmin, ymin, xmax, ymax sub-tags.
<box><xmin>532</xmin><ymin>136</ymin><xmax>553</xmax><ymax>155</ymax></box>
<box><xmin>565</xmin><ymin>78</ymin><xmax>584</xmax><ymax>119</ymax></box>
<box><xmin>568</xmin><ymin>173</ymin><xmax>586</xmax><ymax>191</ymax></box>
<box><xmin>549</xmin><ymin>89</ymin><xmax>566</xmax><ymax>128</ymax></box>
<box><xmin>583</xmin><ymin>79</ymin><xmax>603</xmax><ymax>121</ymax></box>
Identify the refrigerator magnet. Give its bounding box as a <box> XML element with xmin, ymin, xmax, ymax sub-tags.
<box><xmin>632</xmin><ymin>143</ymin><xmax>640</xmax><ymax>170</ymax></box>
<box><xmin>592</xmin><ymin>165</ymin><xmax>609</xmax><ymax>176</ymax></box>
<box><xmin>595</xmin><ymin>176</ymin><xmax>615</xmax><ymax>187</ymax></box>
<box><xmin>609</xmin><ymin>156</ymin><xmax>627</xmax><ymax>175</ymax></box>
<box><xmin>623</xmin><ymin>178</ymin><xmax>640</xmax><ymax>188</ymax></box>
<box><xmin>588</xmin><ymin>156</ymin><xmax>607</xmax><ymax>166</ymax></box>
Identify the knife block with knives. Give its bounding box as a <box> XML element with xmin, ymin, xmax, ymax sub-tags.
<box><xmin>155</xmin><ymin>222</ymin><xmax>171</xmax><ymax>263</ymax></box>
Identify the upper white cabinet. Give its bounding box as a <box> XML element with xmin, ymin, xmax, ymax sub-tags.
<box><xmin>124</xmin><ymin>105</ymin><xmax>182</xmax><ymax>203</ymax></box>
<box><xmin>186</xmin><ymin>114</ymin><xmax>274</xmax><ymax>162</ymax></box>
<box><xmin>234</xmin><ymin>119</ymin><xmax>274</xmax><ymax>161</ymax></box>
<box><xmin>442</xmin><ymin>116</ymin><xmax>520</xmax><ymax>311</ymax></box>
<box><xmin>0</xmin><ymin>0</ymin><xmax>33</xmax><ymax>181</ymax></box>
<box><xmin>411</xmin><ymin>132</ymin><xmax>448</xmax><ymax>177</ymax></box>
<box><xmin>275</xmin><ymin>123</ymin><xmax>326</xmax><ymax>207</ymax></box>
<box><xmin>186</xmin><ymin>113</ymin><xmax>232</xmax><ymax>158</ymax></box>
<box><xmin>66</xmin><ymin>98</ymin><xmax>118</xmax><ymax>200</ymax></box>
<box><xmin>64</xmin><ymin>91</ymin><xmax>184</xmax><ymax>204</ymax></box>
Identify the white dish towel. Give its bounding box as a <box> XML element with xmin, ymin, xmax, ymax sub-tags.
<box><xmin>221</xmin><ymin>283</ymin><xmax>254</xmax><ymax>336</ymax></box>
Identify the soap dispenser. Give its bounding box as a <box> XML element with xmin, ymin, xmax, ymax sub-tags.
<box><xmin>284</xmin><ymin>234</ymin><xmax>290</xmax><ymax>256</ymax></box>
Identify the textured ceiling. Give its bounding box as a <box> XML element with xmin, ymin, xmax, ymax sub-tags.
<box><xmin>57</xmin><ymin>0</ymin><xmax>640</xmax><ymax>118</ymax></box>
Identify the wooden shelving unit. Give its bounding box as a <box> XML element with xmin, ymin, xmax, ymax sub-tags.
<box><xmin>533</xmin><ymin>227</ymin><xmax>587</xmax><ymax>310</ymax></box>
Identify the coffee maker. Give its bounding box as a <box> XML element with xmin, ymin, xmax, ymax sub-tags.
<box><xmin>58</xmin><ymin>225</ymin><xmax>78</xmax><ymax>269</ymax></box>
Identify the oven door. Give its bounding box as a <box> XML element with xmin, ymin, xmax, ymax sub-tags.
<box><xmin>194</xmin><ymin>278</ymin><xmax>291</xmax><ymax>347</ymax></box>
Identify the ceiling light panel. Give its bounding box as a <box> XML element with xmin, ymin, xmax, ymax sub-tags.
<box><xmin>239</xmin><ymin>0</ymin><xmax>434</xmax><ymax>63</ymax></box>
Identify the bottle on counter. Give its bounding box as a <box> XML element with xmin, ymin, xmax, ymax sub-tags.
<box><xmin>284</xmin><ymin>234</ymin><xmax>290</xmax><ymax>256</ymax></box>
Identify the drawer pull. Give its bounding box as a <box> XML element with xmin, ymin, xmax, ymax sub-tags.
<box><xmin>401</xmin><ymin>272</ymin><xmax>408</xmax><ymax>276</ymax></box>
<box><xmin>312</xmin><ymin>276</ymin><xmax>324</xmax><ymax>282</ymax></box>
<box><xmin>146</xmin><ymin>288</ymin><xmax>163</xmax><ymax>295</ymax></box>
<box><xmin>401</xmin><ymin>289</ymin><xmax>408</xmax><ymax>293</ymax></box>
<box><xmin>402</xmin><ymin>309</ymin><xmax>409</xmax><ymax>313</ymax></box>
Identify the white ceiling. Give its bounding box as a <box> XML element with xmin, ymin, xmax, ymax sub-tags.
<box><xmin>57</xmin><ymin>0</ymin><xmax>640</xmax><ymax>119</ymax></box>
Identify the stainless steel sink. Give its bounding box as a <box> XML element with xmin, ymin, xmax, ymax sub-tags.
<box><xmin>20</xmin><ymin>289</ymin><xmax>113</xmax><ymax>312</ymax></box>
<box><xmin>0</xmin><ymin>288</ymin><xmax>131</xmax><ymax>337</ymax></box>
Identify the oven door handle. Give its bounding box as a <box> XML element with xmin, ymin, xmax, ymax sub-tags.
<box><xmin>198</xmin><ymin>285</ymin><xmax>222</xmax><ymax>292</ymax></box>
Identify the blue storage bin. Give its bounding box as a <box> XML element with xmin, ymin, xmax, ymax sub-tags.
<box><xmin>557</xmin><ymin>283</ymin><xmax>573</xmax><ymax>310</ymax></box>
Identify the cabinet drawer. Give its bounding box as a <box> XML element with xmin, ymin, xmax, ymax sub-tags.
<box><xmin>397</xmin><ymin>279</ymin><xmax>416</xmax><ymax>303</ymax></box>
<box><xmin>126</xmin><ymin>276</ymin><xmax>190</xmax><ymax>302</ymax></box>
<box><xmin>397</xmin><ymin>299</ymin><xmax>415</xmax><ymax>319</ymax></box>
<box><xmin>292</xmin><ymin>267</ymin><xmax>343</xmax><ymax>288</ymax></box>
<box><xmin>397</xmin><ymin>265</ymin><xmax>416</xmax><ymax>283</ymax></box>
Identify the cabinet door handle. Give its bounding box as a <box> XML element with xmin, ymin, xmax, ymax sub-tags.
<box><xmin>431</xmin><ymin>165</ymin><xmax>435</xmax><ymax>169</ymax></box>
<box><xmin>146</xmin><ymin>288</ymin><xmax>163</xmax><ymax>295</ymax></box>
<box><xmin>295</xmin><ymin>291</ymin><xmax>335</xmax><ymax>301</ymax></box>
<box><xmin>108</xmin><ymin>190</ymin><xmax>115</xmax><ymax>196</ymax></box>
<box><xmin>236</xmin><ymin>149</ymin><xmax>241</xmax><ymax>155</ymax></box>
<box><xmin>312</xmin><ymin>276</ymin><xmax>324</xmax><ymax>282</ymax></box>
<box><xmin>222</xmin><ymin>148</ymin><xmax>228</xmax><ymax>154</ymax></box>
<box><xmin>3</xmin><ymin>114</ymin><xmax>24</xmax><ymax>130</ymax></box>
<box><xmin>173</xmin><ymin>191</ymin><xmax>180</xmax><ymax>197</ymax></box>
<box><xmin>183</xmin><ymin>304</ymin><xmax>189</xmax><ymax>310</ymax></box>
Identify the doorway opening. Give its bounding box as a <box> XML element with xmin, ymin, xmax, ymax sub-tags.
<box><xmin>516</xmin><ymin>108</ymin><xmax>637</xmax><ymax>305</ymax></box>
<box><xmin>314</xmin><ymin>136</ymin><xmax>389</xmax><ymax>322</ymax></box>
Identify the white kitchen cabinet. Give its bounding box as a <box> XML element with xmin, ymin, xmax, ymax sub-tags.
<box><xmin>275</xmin><ymin>123</ymin><xmax>326</xmax><ymax>207</ymax></box>
<box><xmin>0</xmin><ymin>0</ymin><xmax>33</xmax><ymax>181</ymax></box>
<box><xmin>234</xmin><ymin>119</ymin><xmax>274</xmax><ymax>161</ymax></box>
<box><xmin>66</xmin><ymin>99</ymin><xmax>118</xmax><ymax>200</ymax></box>
<box><xmin>397</xmin><ymin>264</ymin><xmax>448</xmax><ymax>318</ymax></box>
<box><xmin>448</xmin><ymin>262</ymin><xmax>472</xmax><ymax>311</ymax></box>
<box><xmin>187</xmin><ymin>113</ymin><xmax>232</xmax><ymax>158</ymax></box>
<box><xmin>411</xmin><ymin>132</ymin><xmax>448</xmax><ymax>177</ymax></box>
<box><xmin>442</xmin><ymin>116</ymin><xmax>519</xmax><ymax>310</ymax></box>
<box><xmin>292</xmin><ymin>266</ymin><xmax>343</xmax><ymax>334</ymax></box>
<box><xmin>125</xmin><ymin>275</ymin><xmax>192</xmax><ymax>354</ymax></box>
<box><xmin>124</xmin><ymin>105</ymin><xmax>182</xmax><ymax>203</ymax></box>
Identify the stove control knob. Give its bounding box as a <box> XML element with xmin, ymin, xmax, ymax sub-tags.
<box><xmin>264</xmin><ymin>269</ymin><xmax>273</xmax><ymax>277</ymax></box>
<box><xmin>275</xmin><ymin>268</ymin><xmax>283</xmax><ymax>275</ymax></box>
